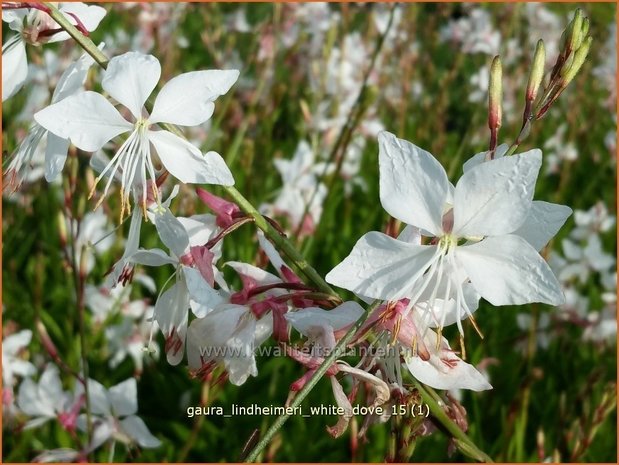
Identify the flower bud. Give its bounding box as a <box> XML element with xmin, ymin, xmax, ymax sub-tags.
<box><xmin>57</xmin><ymin>211</ymin><xmax>67</xmax><ymax>248</ymax></box>
<box><xmin>526</xmin><ymin>40</ymin><xmax>546</xmax><ymax>101</ymax></box>
<box><xmin>568</xmin><ymin>9</ymin><xmax>584</xmax><ymax>52</ymax></box>
<box><xmin>561</xmin><ymin>36</ymin><xmax>592</xmax><ymax>87</ymax></box>
<box><xmin>488</xmin><ymin>56</ymin><xmax>502</xmax><ymax>130</ymax></box>
<box><xmin>580</xmin><ymin>17</ymin><xmax>590</xmax><ymax>40</ymax></box>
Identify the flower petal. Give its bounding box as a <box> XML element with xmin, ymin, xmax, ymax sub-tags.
<box><xmin>404</xmin><ymin>335</ymin><xmax>492</xmax><ymax>391</ymax></box>
<box><xmin>102</xmin><ymin>52</ymin><xmax>160</xmax><ymax>118</ymax></box>
<box><xmin>150</xmin><ymin>69</ymin><xmax>239</xmax><ymax>125</ymax></box>
<box><xmin>47</xmin><ymin>4</ymin><xmax>106</xmax><ymax>43</ymax></box>
<box><xmin>326</xmin><ymin>231</ymin><xmax>438</xmax><ymax>301</ymax></box>
<box><xmin>155</xmin><ymin>283</ymin><xmax>189</xmax><ymax>366</ymax></box>
<box><xmin>44</xmin><ymin>133</ymin><xmax>70</xmax><ymax>182</ymax></box>
<box><xmin>285</xmin><ymin>301</ymin><xmax>364</xmax><ymax>335</ymax></box>
<box><xmin>109</xmin><ymin>378</ymin><xmax>137</xmax><ymax>417</ymax></box>
<box><xmin>129</xmin><ymin>248</ymin><xmax>176</xmax><ymax>267</ymax></box>
<box><xmin>86</xmin><ymin>378</ymin><xmax>111</xmax><ymax>416</ymax></box>
<box><xmin>461</xmin><ymin>143</ymin><xmax>509</xmax><ymax>172</ymax></box>
<box><xmin>34</xmin><ymin>91</ymin><xmax>132</xmax><ymax>152</ymax></box>
<box><xmin>120</xmin><ymin>415</ymin><xmax>161</xmax><ymax>448</ymax></box>
<box><xmin>186</xmin><ymin>305</ymin><xmax>247</xmax><ymax>369</ymax></box>
<box><xmin>378</xmin><ymin>131</ymin><xmax>449</xmax><ymax>236</ymax></box>
<box><xmin>51</xmin><ymin>47</ymin><xmax>98</xmax><ymax>103</ymax></box>
<box><xmin>455</xmin><ymin>234</ymin><xmax>565</xmax><ymax>305</ymax></box>
<box><xmin>513</xmin><ymin>201</ymin><xmax>572</xmax><ymax>251</ymax></box>
<box><xmin>148</xmin><ymin>130</ymin><xmax>235</xmax><ymax>185</ymax></box>
<box><xmin>2</xmin><ymin>35</ymin><xmax>27</xmax><ymax>101</ymax></box>
<box><xmin>182</xmin><ymin>266</ymin><xmax>225</xmax><ymax>317</ymax></box>
<box><xmin>453</xmin><ymin>150</ymin><xmax>542</xmax><ymax>237</ymax></box>
<box><xmin>153</xmin><ymin>208</ymin><xmax>190</xmax><ymax>258</ymax></box>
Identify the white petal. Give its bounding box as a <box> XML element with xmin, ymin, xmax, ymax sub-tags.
<box><xmin>453</xmin><ymin>150</ymin><xmax>542</xmax><ymax>237</ymax></box>
<box><xmin>397</xmin><ymin>225</ymin><xmax>422</xmax><ymax>245</ymax></box>
<box><xmin>102</xmin><ymin>52</ymin><xmax>160</xmax><ymax>118</ymax></box>
<box><xmin>149</xmin><ymin>130</ymin><xmax>235</xmax><ymax>185</ymax></box>
<box><xmin>59</xmin><ymin>3</ymin><xmax>106</xmax><ymax>31</ymax></box>
<box><xmin>4</xmin><ymin>329</ymin><xmax>32</xmax><ymax>354</ymax></box>
<box><xmin>2</xmin><ymin>36</ymin><xmax>27</xmax><ymax>101</ymax></box>
<box><xmin>155</xmin><ymin>283</ymin><xmax>189</xmax><ymax>365</ymax></box>
<box><xmin>33</xmin><ymin>448</ymin><xmax>79</xmax><ymax>463</ymax></box>
<box><xmin>513</xmin><ymin>201</ymin><xmax>572</xmax><ymax>251</ymax></box>
<box><xmin>129</xmin><ymin>248</ymin><xmax>176</xmax><ymax>267</ymax></box>
<box><xmin>378</xmin><ymin>131</ymin><xmax>449</xmax><ymax>236</ymax></box>
<box><xmin>34</xmin><ymin>91</ymin><xmax>132</xmax><ymax>152</ymax></box>
<box><xmin>87</xmin><ymin>420</ymin><xmax>113</xmax><ymax>452</ymax></box>
<box><xmin>404</xmin><ymin>336</ymin><xmax>492</xmax><ymax>391</ymax></box>
<box><xmin>456</xmin><ymin>235</ymin><xmax>565</xmax><ymax>306</ymax></box>
<box><xmin>461</xmin><ymin>143</ymin><xmax>509</xmax><ymax>172</ymax></box>
<box><xmin>153</xmin><ymin>208</ymin><xmax>190</xmax><ymax>258</ymax></box>
<box><xmin>86</xmin><ymin>378</ymin><xmax>111</xmax><ymax>415</ymax></box>
<box><xmin>177</xmin><ymin>215</ymin><xmax>218</xmax><ymax>247</ymax></box>
<box><xmin>38</xmin><ymin>365</ymin><xmax>64</xmax><ymax>406</ymax></box>
<box><xmin>325</xmin><ymin>231</ymin><xmax>438</xmax><ymax>301</ymax></box>
<box><xmin>51</xmin><ymin>48</ymin><xmax>97</xmax><ymax>103</ymax></box>
<box><xmin>225</xmin><ymin>261</ymin><xmax>281</xmax><ymax>286</ymax></box>
<box><xmin>120</xmin><ymin>415</ymin><xmax>161</xmax><ymax>448</ymax></box>
<box><xmin>17</xmin><ymin>378</ymin><xmax>54</xmax><ymax>417</ymax></box>
<box><xmin>224</xmin><ymin>314</ymin><xmax>258</xmax><ymax>386</ymax></box>
<box><xmin>150</xmin><ymin>69</ymin><xmax>239</xmax><ymax>125</ymax></box>
<box><xmin>285</xmin><ymin>301</ymin><xmax>364</xmax><ymax>335</ymax></box>
<box><xmin>109</xmin><ymin>378</ymin><xmax>137</xmax><ymax>417</ymax></box>
<box><xmin>44</xmin><ymin>133</ymin><xmax>70</xmax><ymax>182</ymax></box>
<box><xmin>186</xmin><ymin>305</ymin><xmax>247</xmax><ymax>369</ymax></box>
<box><xmin>182</xmin><ymin>266</ymin><xmax>225</xmax><ymax>316</ymax></box>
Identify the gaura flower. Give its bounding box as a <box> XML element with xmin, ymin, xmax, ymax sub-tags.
<box><xmin>327</xmin><ymin>131</ymin><xmax>568</xmax><ymax>334</ymax></box>
<box><xmin>4</xmin><ymin>47</ymin><xmax>100</xmax><ymax>191</ymax></box>
<box><xmin>35</xmin><ymin>51</ymin><xmax>238</xmax><ymax>219</ymax></box>
<box><xmin>2</xmin><ymin>2</ymin><xmax>106</xmax><ymax>101</ymax></box>
<box><xmin>129</xmin><ymin>208</ymin><xmax>225</xmax><ymax>365</ymax></box>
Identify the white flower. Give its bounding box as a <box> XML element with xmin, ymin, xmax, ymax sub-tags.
<box><xmin>439</xmin><ymin>8</ymin><xmax>500</xmax><ymax>55</ymax></box>
<box><xmin>78</xmin><ymin>377</ymin><xmax>161</xmax><ymax>449</ymax></box>
<box><xmin>67</xmin><ymin>210</ymin><xmax>114</xmax><ymax>276</ymax></box>
<box><xmin>129</xmin><ymin>209</ymin><xmax>225</xmax><ymax>365</ymax></box>
<box><xmin>262</xmin><ymin>140</ymin><xmax>333</xmax><ymax>233</ymax></box>
<box><xmin>2</xmin><ymin>329</ymin><xmax>36</xmax><ymax>388</ymax></box>
<box><xmin>2</xmin><ymin>3</ymin><xmax>106</xmax><ymax>101</ymax></box>
<box><xmin>187</xmin><ymin>302</ymin><xmax>273</xmax><ymax>386</ymax></box>
<box><xmin>17</xmin><ymin>364</ymin><xmax>82</xmax><ymax>430</ymax></box>
<box><xmin>4</xmin><ymin>48</ymin><xmax>100</xmax><ymax>190</ymax></box>
<box><xmin>35</xmin><ymin>51</ymin><xmax>238</xmax><ymax>217</ymax></box>
<box><xmin>327</xmin><ymin>132</ymin><xmax>567</xmax><ymax>334</ymax></box>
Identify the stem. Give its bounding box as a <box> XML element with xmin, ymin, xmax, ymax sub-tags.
<box><xmin>224</xmin><ymin>186</ymin><xmax>337</xmax><ymax>297</ymax></box>
<box><xmin>413</xmin><ymin>381</ymin><xmax>494</xmax><ymax>463</ymax></box>
<box><xmin>244</xmin><ymin>300</ymin><xmax>382</xmax><ymax>462</ymax></box>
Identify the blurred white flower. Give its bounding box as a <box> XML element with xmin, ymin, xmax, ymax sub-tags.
<box><xmin>78</xmin><ymin>377</ymin><xmax>161</xmax><ymax>449</ymax></box>
<box><xmin>17</xmin><ymin>364</ymin><xmax>83</xmax><ymax>431</ymax></box>
<box><xmin>67</xmin><ymin>210</ymin><xmax>114</xmax><ymax>275</ymax></box>
<box><xmin>2</xmin><ymin>329</ymin><xmax>36</xmax><ymax>388</ymax></box>
<box><xmin>439</xmin><ymin>8</ymin><xmax>500</xmax><ymax>55</ymax></box>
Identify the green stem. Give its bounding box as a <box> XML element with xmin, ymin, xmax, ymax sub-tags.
<box><xmin>413</xmin><ymin>381</ymin><xmax>494</xmax><ymax>463</ymax></box>
<box><xmin>244</xmin><ymin>300</ymin><xmax>382</xmax><ymax>462</ymax></box>
<box><xmin>224</xmin><ymin>186</ymin><xmax>336</xmax><ymax>297</ymax></box>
